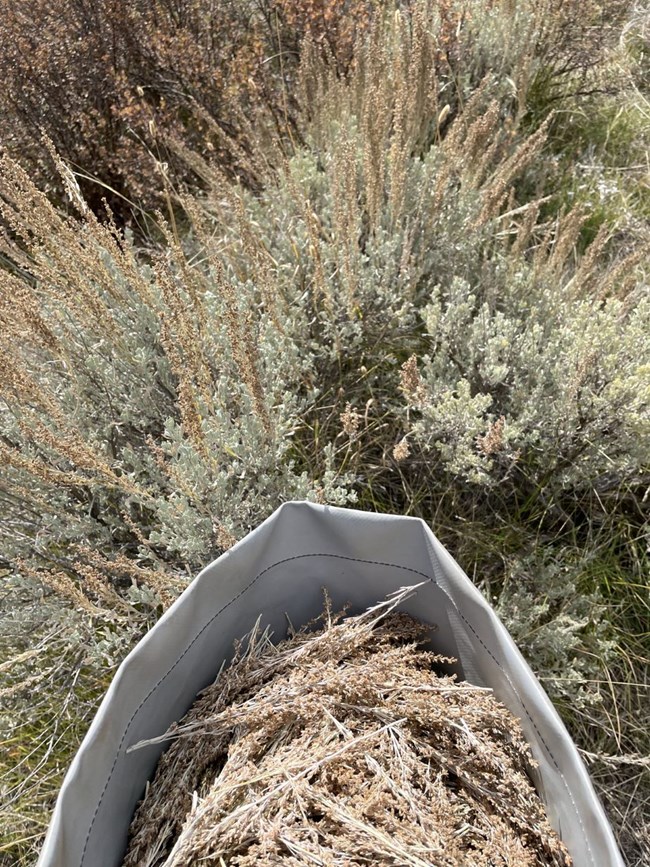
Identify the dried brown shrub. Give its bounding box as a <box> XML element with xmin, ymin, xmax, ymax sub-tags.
<box><xmin>123</xmin><ymin>591</ymin><xmax>572</xmax><ymax>867</ymax></box>
<box><xmin>0</xmin><ymin>0</ymin><xmax>377</xmax><ymax>223</ymax></box>
<box><xmin>271</xmin><ymin>0</ymin><xmax>375</xmax><ymax>73</ymax></box>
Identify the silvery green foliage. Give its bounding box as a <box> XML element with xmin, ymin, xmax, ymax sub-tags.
<box><xmin>200</xmin><ymin>71</ymin><xmax>648</xmax><ymax>701</ymax></box>
<box><xmin>494</xmin><ymin>549</ymin><xmax>617</xmax><ymax>711</ymax></box>
<box><xmin>0</xmin><ymin>196</ymin><xmax>358</xmax><ymax>844</ymax></box>
<box><xmin>1</xmin><ymin>6</ymin><xmax>647</xmax><ymax>860</ymax></box>
<box><xmin>217</xmin><ymin>101</ymin><xmax>649</xmax><ymax>508</ymax></box>
<box><xmin>0</xmin><ymin>212</ymin><xmax>361</xmax><ymax>777</ymax></box>
<box><xmin>408</xmin><ymin>377</ymin><xmax>495</xmax><ymax>483</ymax></box>
<box><xmin>0</xmin><ymin>236</ymin><xmax>355</xmax><ymax>575</ymax></box>
<box><xmin>416</xmin><ymin>274</ymin><xmax>650</xmax><ymax>491</ymax></box>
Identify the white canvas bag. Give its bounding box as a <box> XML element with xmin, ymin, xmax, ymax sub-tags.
<box><xmin>38</xmin><ymin>501</ymin><xmax>623</xmax><ymax>867</ymax></box>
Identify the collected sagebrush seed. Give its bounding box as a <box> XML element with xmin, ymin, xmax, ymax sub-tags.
<box><xmin>123</xmin><ymin>590</ymin><xmax>573</xmax><ymax>867</ymax></box>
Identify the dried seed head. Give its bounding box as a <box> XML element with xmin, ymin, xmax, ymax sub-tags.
<box><xmin>122</xmin><ymin>592</ymin><xmax>572</xmax><ymax>867</ymax></box>
<box><xmin>340</xmin><ymin>403</ymin><xmax>361</xmax><ymax>437</ymax></box>
<box><xmin>214</xmin><ymin>521</ymin><xmax>237</xmax><ymax>552</ymax></box>
<box><xmin>392</xmin><ymin>437</ymin><xmax>411</xmax><ymax>462</ymax></box>
<box><xmin>477</xmin><ymin>416</ymin><xmax>506</xmax><ymax>456</ymax></box>
<box><xmin>399</xmin><ymin>355</ymin><xmax>428</xmax><ymax>406</ymax></box>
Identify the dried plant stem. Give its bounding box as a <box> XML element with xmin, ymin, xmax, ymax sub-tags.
<box><xmin>123</xmin><ymin>590</ymin><xmax>572</xmax><ymax>867</ymax></box>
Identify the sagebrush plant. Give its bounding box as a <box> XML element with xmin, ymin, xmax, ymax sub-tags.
<box><xmin>0</xmin><ymin>152</ymin><xmax>354</xmax><ymax>862</ymax></box>
<box><xmin>0</xmin><ymin>0</ymin><xmax>631</xmax><ymax>225</ymax></box>
<box><xmin>1</xmin><ymin>0</ymin><xmax>648</xmax><ymax>864</ymax></box>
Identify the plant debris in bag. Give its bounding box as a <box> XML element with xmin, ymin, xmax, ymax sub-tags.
<box><xmin>122</xmin><ymin>588</ymin><xmax>573</xmax><ymax>867</ymax></box>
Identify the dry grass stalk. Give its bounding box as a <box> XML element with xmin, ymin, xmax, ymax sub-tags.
<box><xmin>476</xmin><ymin>116</ymin><xmax>552</xmax><ymax>227</ymax></box>
<box><xmin>122</xmin><ymin>589</ymin><xmax>572</xmax><ymax>867</ymax></box>
<box><xmin>510</xmin><ymin>198</ymin><xmax>545</xmax><ymax>257</ymax></box>
<box><xmin>330</xmin><ymin>132</ymin><xmax>362</xmax><ymax>312</ymax></box>
<box><xmin>339</xmin><ymin>403</ymin><xmax>361</xmax><ymax>438</ymax></box>
<box><xmin>548</xmin><ymin>206</ymin><xmax>587</xmax><ymax>274</ymax></box>
<box><xmin>15</xmin><ymin>559</ymin><xmax>103</xmax><ymax>618</ymax></box>
<box><xmin>73</xmin><ymin>547</ymin><xmax>181</xmax><ymax>608</ymax></box>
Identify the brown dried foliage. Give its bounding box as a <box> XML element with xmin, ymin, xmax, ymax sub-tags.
<box><xmin>0</xmin><ymin>0</ymin><xmax>376</xmax><ymax>223</ymax></box>
<box><xmin>272</xmin><ymin>0</ymin><xmax>374</xmax><ymax>73</ymax></box>
<box><xmin>123</xmin><ymin>592</ymin><xmax>572</xmax><ymax>867</ymax></box>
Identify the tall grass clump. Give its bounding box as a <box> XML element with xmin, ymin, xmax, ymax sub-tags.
<box><xmin>1</xmin><ymin>0</ymin><xmax>648</xmax><ymax>863</ymax></box>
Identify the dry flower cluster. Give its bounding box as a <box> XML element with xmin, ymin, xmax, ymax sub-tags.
<box><xmin>122</xmin><ymin>592</ymin><xmax>572</xmax><ymax>867</ymax></box>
